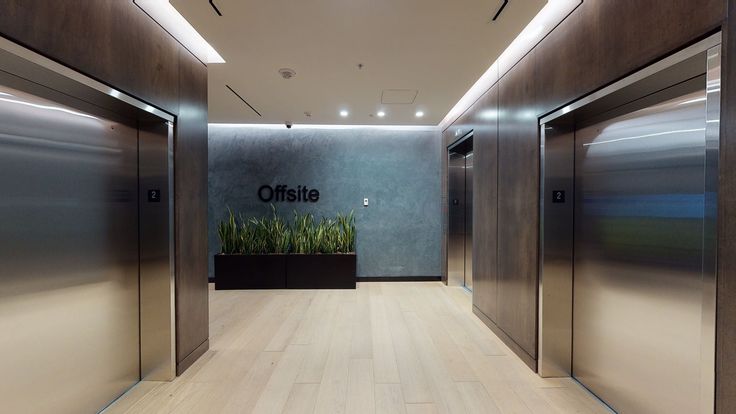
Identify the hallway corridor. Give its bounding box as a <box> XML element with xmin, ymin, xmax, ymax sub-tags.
<box><xmin>107</xmin><ymin>283</ymin><xmax>607</xmax><ymax>414</ymax></box>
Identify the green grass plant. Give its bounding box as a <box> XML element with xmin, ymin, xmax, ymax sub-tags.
<box><xmin>218</xmin><ymin>205</ymin><xmax>356</xmax><ymax>255</ymax></box>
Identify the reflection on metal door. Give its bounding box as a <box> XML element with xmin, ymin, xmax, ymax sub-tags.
<box><xmin>464</xmin><ymin>152</ymin><xmax>474</xmax><ymax>290</ymax></box>
<box><xmin>448</xmin><ymin>151</ymin><xmax>466</xmax><ymax>287</ymax></box>
<box><xmin>0</xmin><ymin>83</ymin><xmax>140</xmax><ymax>412</ymax></box>
<box><xmin>573</xmin><ymin>85</ymin><xmax>710</xmax><ymax>414</ymax></box>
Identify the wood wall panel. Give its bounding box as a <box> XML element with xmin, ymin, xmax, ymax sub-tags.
<box><xmin>448</xmin><ymin>0</ymin><xmax>727</xmax><ymax>378</ymax></box>
<box><xmin>496</xmin><ymin>53</ymin><xmax>539</xmax><ymax>363</ymax></box>
<box><xmin>470</xmin><ymin>86</ymin><xmax>499</xmax><ymax>322</ymax></box>
<box><xmin>717</xmin><ymin>2</ymin><xmax>736</xmax><ymax>412</ymax></box>
<box><xmin>175</xmin><ymin>48</ymin><xmax>210</xmax><ymax>373</ymax></box>
<box><xmin>0</xmin><ymin>1</ymin><xmax>180</xmax><ymax>112</ymax></box>
<box><xmin>0</xmin><ymin>0</ymin><xmax>209</xmax><ymax>375</ymax></box>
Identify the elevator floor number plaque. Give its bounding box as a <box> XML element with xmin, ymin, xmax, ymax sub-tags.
<box><xmin>552</xmin><ymin>190</ymin><xmax>565</xmax><ymax>203</ymax></box>
<box><xmin>148</xmin><ymin>189</ymin><xmax>161</xmax><ymax>202</ymax></box>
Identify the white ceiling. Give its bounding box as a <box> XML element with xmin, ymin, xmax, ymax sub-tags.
<box><xmin>172</xmin><ymin>0</ymin><xmax>546</xmax><ymax>125</ymax></box>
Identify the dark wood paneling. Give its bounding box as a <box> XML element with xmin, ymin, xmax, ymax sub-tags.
<box><xmin>497</xmin><ymin>52</ymin><xmax>538</xmax><ymax>363</ymax></box>
<box><xmin>536</xmin><ymin>0</ymin><xmax>724</xmax><ymax>117</ymax></box>
<box><xmin>717</xmin><ymin>2</ymin><xmax>736</xmax><ymax>412</ymax></box>
<box><xmin>450</xmin><ymin>0</ymin><xmax>727</xmax><ymax>376</ymax></box>
<box><xmin>175</xmin><ymin>48</ymin><xmax>209</xmax><ymax>373</ymax></box>
<box><xmin>473</xmin><ymin>306</ymin><xmax>536</xmax><ymax>370</ymax></box>
<box><xmin>470</xmin><ymin>86</ymin><xmax>499</xmax><ymax>322</ymax></box>
<box><xmin>0</xmin><ymin>1</ymin><xmax>180</xmax><ymax>113</ymax></box>
<box><xmin>0</xmin><ymin>1</ymin><xmax>210</xmax><ymax>376</ymax></box>
<box><xmin>589</xmin><ymin>0</ymin><xmax>723</xmax><ymax>89</ymax></box>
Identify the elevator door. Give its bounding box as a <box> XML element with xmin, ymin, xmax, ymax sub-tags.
<box><xmin>573</xmin><ymin>86</ymin><xmax>708</xmax><ymax>414</ymax></box>
<box><xmin>0</xmin><ymin>82</ymin><xmax>140</xmax><ymax>412</ymax></box>
<box><xmin>448</xmin><ymin>145</ymin><xmax>473</xmax><ymax>290</ymax></box>
<box><xmin>448</xmin><ymin>151</ymin><xmax>466</xmax><ymax>286</ymax></box>
<box><xmin>464</xmin><ymin>152</ymin><xmax>473</xmax><ymax>290</ymax></box>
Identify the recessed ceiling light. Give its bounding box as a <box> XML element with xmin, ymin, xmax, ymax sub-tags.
<box><xmin>415</xmin><ymin>111</ymin><xmax>425</xmax><ymax>118</ymax></box>
<box><xmin>377</xmin><ymin>111</ymin><xmax>386</xmax><ymax>118</ymax></box>
<box><xmin>340</xmin><ymin>110</ymin><xmax>349</xmax><ymax>117</ymax></box>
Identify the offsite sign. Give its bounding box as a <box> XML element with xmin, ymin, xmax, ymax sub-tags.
<box><xmin>258</xmin><ymin>185</ymin><xmax>320</xmax><ymax>203</ymax></box>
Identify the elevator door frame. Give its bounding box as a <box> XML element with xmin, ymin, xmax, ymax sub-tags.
<box><xmin>538</xmin><ymin>32</ymin><xmax>720</xmax><ymax>414</ymax></box>
<box><xmin>447</xmin><ymin>132</ymin><xmax>474</xmax><ymax>291</ymax></box>
<box><xmin>0</xmin><ymin>35</ymin><xmax>177</xmax><ymax>410</ymax></box>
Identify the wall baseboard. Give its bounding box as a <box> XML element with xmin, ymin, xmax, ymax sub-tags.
<box><xmin>357</xmin><ymin>276</ymin><xmax>442</xmax><ymax>282</ymax></box>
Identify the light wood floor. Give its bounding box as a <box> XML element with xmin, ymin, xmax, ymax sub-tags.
<box><xmin>107</xmin><ymin>282</ymin><xmax>608</xmax><ymax>414</ymax></box>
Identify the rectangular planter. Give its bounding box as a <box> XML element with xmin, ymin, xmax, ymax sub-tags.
<box><xmin>286</xmin><ymin>254</ymin><xmax>356</xmax><ymax>289</ymax></box>
<box><xmin>214</xmin><ymin>254</ymin><xmax>286</xmax><ymax>290</ymax></box>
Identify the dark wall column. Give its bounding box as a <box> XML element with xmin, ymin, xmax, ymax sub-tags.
<box><xmin>175</xmin><ymin>48</ymin><xmax>210</xmax><ymax>374</ymax></box>
<box><xmin>717</xmin><ymin>1</ymin><xmax>736</xmax><ymax>412</ymax></box>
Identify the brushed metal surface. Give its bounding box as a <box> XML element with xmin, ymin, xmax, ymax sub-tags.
<box><xmin>139</xmin><ymin>121</ymin><xmax>176</xmax><ymax>381</ymax></box>
<box><xmin>465</xmin><ymin>152</ymin><xmax>474</xmax><ymax>291</ymax></box>
<box><xmin>701</xmin><ymin>45</ymin><xmax>720</xmax><ymax>414</ymax></box>
<box><xmin>573</xmin><ymin>85</ymin><xmax>712</xmax><ymax>414</ymax></box>
<box><xmin>0</xmin><ymin>82</ymin><xmax>140</xmax><ymax>413</ymax></box>
<box><xmin>538</xmin><ymin>122</ymin><xmax>575</xmax><ymax>378</ymax></box>
<box><xmin>0</xmin><ymin>35</ymin><xmax>174</xmax><ymax>122</ymax></box>
<box><xmin>448</xmin><ymin>151</ymin><xmax>466</xmax><ymax>287</ymax></box>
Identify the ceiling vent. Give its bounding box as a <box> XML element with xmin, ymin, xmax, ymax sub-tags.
<box><xmin>226</xmin><ymin>85</ymin><xmax>262</xmax><ymax>117</ymax></box>
<box><xmin>209</xmin><ymin>0</ymin><xmax>222</xmax><ymax>16</ymax></box>
<box><xmin>491</xmin><ymin>0</ymin><xmax>508</xmax><ymax>21</ymax></box>
<box><xmin>381</xmin><ymin>89</ymin><xmax>418</xmax><ymax>104</ymax></box>
<box><xmin>278</xmin><ymin>68</ymin><xmax>297</xmax><ymax>79</ymax></box>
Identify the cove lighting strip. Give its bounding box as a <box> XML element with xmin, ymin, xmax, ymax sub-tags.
<box><xmin>439</xmin><ymin>0</ymin><xmax>581</xmax><ymax>130</ymax></box>
<box><xmin>209</xmin><ymin>123</ymin><xmax>440</xmax><ymax>132</ymax></box>
<box><xmin>135</xmin><ymin>0</ymin><xmax>225</xmax><ymax>64</ymax></box>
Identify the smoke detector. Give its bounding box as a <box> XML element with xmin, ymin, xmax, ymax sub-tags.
<box><xmin>278</xmin><ymin>68</ymin><xmax>296</xmax><ymax>79</ymax></box>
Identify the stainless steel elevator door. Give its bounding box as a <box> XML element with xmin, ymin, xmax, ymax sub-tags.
<box><xmin>448</xmin><ymin>151</ymin><xmax>466</xmax><ymax>286</ymax></box>
<box><xmin>0</xmin><ymin>83</ymin><xmax>140</xmax><ymax>413</ymax></box>
<box><xmin>573</xmin><ymin>86</ymin><xmax>708</xmax><ymax>414</ymax></box>
<box><xmin>464</xmin><ymin>152</ymin><xmax>473</xmax><ymax>291</ymax></box>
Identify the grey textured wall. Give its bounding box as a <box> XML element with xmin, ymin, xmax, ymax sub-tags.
<box><xmin>208</xmin><ymin>125</ymin><xmax>443</xmax><ymax>278</ymax></box>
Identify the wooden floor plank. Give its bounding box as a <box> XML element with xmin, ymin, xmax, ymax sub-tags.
<box><xmin>346</xmin><ymin>358</ymin><xmax>376</xmax><ymax>414</ymax></box>
<box><xmin>105</xmin><ymin>282</ymin><xmax>606</xmax><ymax>414</ymax></box>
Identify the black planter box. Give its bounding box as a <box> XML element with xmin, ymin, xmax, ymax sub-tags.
<box><xmin>287</xmin><ymin>254</ymin><xmax>356</xmax><ymax>289</ymax></box>
<box><xmin>214</xmin><ymin>254</ymin><xmax>286</xmax><ymax>290</ymax></box>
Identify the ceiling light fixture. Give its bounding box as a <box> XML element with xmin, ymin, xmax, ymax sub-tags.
<box><xmin>377</xmin><ymin>111</ymin><xmax>386</xmax><ymax>118</ymax></box>
<box><xmin>134</xmin><ymin>0</ymin><xmax>225</xmax><ymax>64</ymax></box>
<box><xmin>415</xmin><ymin>111</ymin><xmax>425</xmax><ymax>118</ymax></box>
<box><xmin>340</xmin><ymin>110</ymin><xmax>349</xmax><ymax>117</ymax></box>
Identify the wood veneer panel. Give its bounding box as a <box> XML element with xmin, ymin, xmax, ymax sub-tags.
<box><xmin>588</xmin><ymin>0</ymin><xmax>723</xmax><ymax>90</ymax></box>
<box><xmin>0</xmin><ymin>0</ymin><xmax>180</xmax><ymax>113</ymax></box>
<box><xmin>470</xmin><ymin>86</ymin><xmax>499</xmax><ymax>322</ymax></box>
<box><xmin>496</xmin><ymin>53</ymin><xmax>539</xmax><ymax>362</ymax></box>
<box><xmin>717</xmin><ymin>2</ymin><xmax>736</xmax><ymax>412</ymax></box>
<box><xmin>175</xmin><ymin>48</ymin><xmax>209</xmax><ymax>373</ymax></box>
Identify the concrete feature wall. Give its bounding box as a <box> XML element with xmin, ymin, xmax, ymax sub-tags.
<box><xmin>208</xmin><ymin>125</ymin><xmax>442</xmax><ymax>279</ymax></box>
